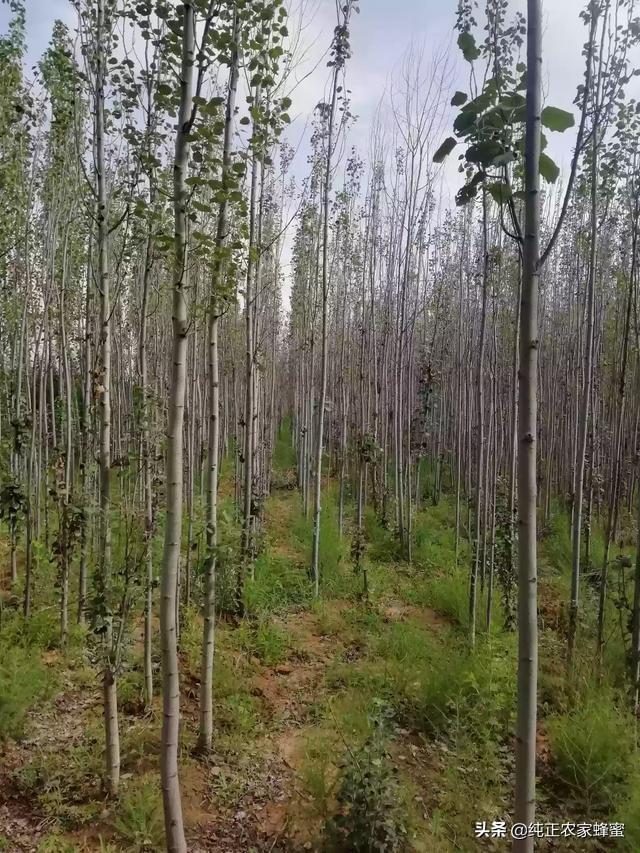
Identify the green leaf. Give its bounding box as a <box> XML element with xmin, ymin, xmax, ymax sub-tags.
<box><xmin>457</xmin><ymin>31</ymin><xmax>480</xmax><ymax>62</ymax></box>
<box><xmin>541</xmin><ymin>106</ymin><xmax>574</xmax><ymax>132</ymax></box>
<box><xmin>466</xmin><ymin>140</ymin><xmax>503</xmax><ymax>166</ymax></box>
<box><xmin>433</xmin><ymin>137</ymin><xmax>456</xmax><ymax>163</ymax></box>
<box><xmin>453</xmin><ymin>110</ymin><xmax>476</xmax><ymax>136</ymax></box>
<box><xmin>539</xmin><ymin>152</ymin><xmax>559</xmax><ymax>183</ymax></box>
<box><xmin>455</xmin><ymin>171</ymin><xmax>485</xmax><ymax>206</ymax></box>
<box><xmin>451</xmin><ymin>91</ymin><xmax>468</xmax><ymax>107</ymax></box>
<box><xmin>486</xmin><ymin>181</ymin><xmax>512</xmax><ymax>205</ymax></box>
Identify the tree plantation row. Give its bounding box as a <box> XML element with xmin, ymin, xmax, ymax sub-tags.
<box><xmin>1</xmin><ymin>0</ymin><xmax>640</xmax><ymax>851</ymax></box>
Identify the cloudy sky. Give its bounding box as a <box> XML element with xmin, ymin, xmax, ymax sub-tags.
<box><xmin>3</xmin><ymin>0</ymin><xmax>588</xmax><ymax>171</ymax></box>
<box><xmin>1</xmin><ymin>0</ymin><xmax>591</xmax><ymax>295</ymax></box>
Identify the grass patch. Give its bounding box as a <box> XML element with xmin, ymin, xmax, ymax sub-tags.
<box><xmin>548</xmin><ymin>687</ymin><xmax>638</xmax><ymax>813</ymax></box>
<box><xmin>0</xmin><ymin>643</ymin><xmax>55</xmax><ymax>740</ymax></box>
<box><xmin>244</xmin><ymin>552</ymin><xmax>312</xmax><ymax>615</ymax></box>
<box><xmin>112</xmin><ymin>775</ymin><xmax>164</xmax><ymax>851</ymax></box>
<box><xmin>233</xmin><ymin>618</ymin><xmax>294</xmax><ymax>666</ymax></box>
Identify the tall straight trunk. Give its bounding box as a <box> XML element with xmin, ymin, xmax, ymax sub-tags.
<box><xmin>514</xmin><ymin>0</ymin><xmax>541</xmax><ymax>845</ymax></box>
<box><xmin>198</xmin><ymin>19</ymin><xmax>239</xmax><ymax>753</ymax></box>
<box><xmin>78</xmin><ymin>242</ymin><xmax>93</xmax><ymax>625</ymax></box>
<box><xmin>470</xmin><ymin>193</ymin><xmax>489</xmax><ymax>644</ymax></box>
<box><xmin>569</xmin><ymin>121</ymin><xmax>598</xmax><ymax>664</ymax></box>
<box><xmin>140</xmin><ymin>233</ymin><xmax>154</xmax><ymax>710</ymax></box>
<box><xmin>159</xmin><ymin>5</ymin><xmax>195</xmax><ymax>849</ymax></box>
<box><xmin>311</xmin><ymin>53</ymin><xmax>341</xmax><ymax>596</ymax></box>
<box><xmin>95</xmin><ymin>0</ymin><xmax>120</xmax><ymax>798</ymax></box>
<box><xmin>58</xmin><ymin>227</ymin><xmax>73</xmax><ymax>648</ymax></box>
<box><xmin>455</xmin><ymin>227</ymin><xmax>465</xmax><ymax>562</ymax></box>
<box><xmin>240</xmin><ymin>109</ymin><xmax>262</xmax><ymax>591</ymax></box>
<box><xmin>597</xmin><ymin>205</ymin><xmax>636</xmax><ymax>665</ymax></box>
<box><xmin>508</xmin><ymin>265</ymin><xmax>522</xmax><ymax>602</ymax></box>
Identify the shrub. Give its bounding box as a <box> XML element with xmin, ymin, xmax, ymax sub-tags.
<box><xmin>548</xmin><ymin>690</ymin><xmax>637</xmax><ymax>812</ymax></box>
<box><xmin>392</xmin><ymin>633</ymin><xmax>515</xmax><ymax>744</ymax></box>
<box><xmin>36</xmin><ymin>835</ymin><xmax>79</xmax><ymax>853</ymax></box>
<box><xmin>118</xmin><ymin>669</ymin><xmax>146</xmax><ymax>715</ymax></box>
<box><xmin>178</xmin><ymin>603</ymin><xmax>202</xmax><ymax>678</ymax></box>
<box><xmin>217</xmin><ymin>692</ymin><xmax>261</xmax><ymax>739</ymax></box>
<box><xmin>244</xmin><ymin>553</ymin><xmax>311</xmax><ymax>615</ymax></box>
<box><xmin>112</xmin><ymin>777</ymin><xmax>164</xmax><ymax>851</ymax></box>
<box><xmin>364</xmin><ymin>508</ymin><xmax>401</xmax><ymax>564</ymax></box>
<box><xmin>616</xmin><ymin>776</ymin><xmax>640</xmax><ymax>852</ymax></box>
<box><xmin>299</xmin><ymin>731</ymin><xmax>340</xmax><ymax>820</ymax></box>
<box><xmin>324</xmin><ymin>726</ymin><xmax>409</xmax><ymax>852</ymax></box>
<box><xmin>0</xmin><ymin>644</ymin><xmax>53</xmax><ymax>740</ymax></box>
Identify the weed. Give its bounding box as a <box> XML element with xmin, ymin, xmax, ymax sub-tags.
<box><xmin>244</xmin><ymin>553</ymin><xmax>311</xmax><ymax>615</ymax></box>
<box><xmin>112</xmin><ymin>777</ymin><xmax>164</xmax><ymax>851</ymax></box>
<box><xmin>233</xmin><ymin>618</ymin><xmax>292</xmax><ymax>666</ymax></box>
<box><xmin>0</xmin><ymin>644</ymin><xmax>54</xmax><ymax>740</ymax></box>
<box><xmin>299</xmin><ymin>731</ymin><xmax>340</xmax><ymax>820</ymax></box>
<box><xmin>324</xmin><ymin>724</ymin><xmax>409</xmax><ymax>852</ymax></box>
<box><xmin>36</xmin><ymin>835</ymin><xmax>79</xmax><ymax>853</ymax></box>
<box><xmin>178</xmin><ymin>603</ymin><xmax>202</xmax><ymax>678</ymax></box>
<box><xmin>548</xmin><ymin>688</ymin><xmax>637</xmax><ymax>812</ymax></box>
<box><xmin>217</xmin><ymin>692</ymin><xmax>262</xmax><ymax>740</ymax></box>
<box><xmin>119</xmin><ymin>669</ymin><xmax>145</xmax><ymax>715</ymax></box>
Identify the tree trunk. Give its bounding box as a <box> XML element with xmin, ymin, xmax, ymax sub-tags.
<box><xmin>198</xmin><ymin>16</ymin><xmax>239</xmax><ymax>753</ymax></box>
<box><xmin>159</xmin><ymin>4</ymin><xmax>195</xmax><ymax>849</ymax></box>
<box><xmin>514</xmin><ymin>0</ymin><xmax>541</xmax><ymax>846</ymax></box>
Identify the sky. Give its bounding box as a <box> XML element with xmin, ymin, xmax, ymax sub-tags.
<box><xmin>2</xmin><ymin>0</ymin><xmax>589</xmax><ymax>177</ymax></box>
<box><xmin>1</xmin><ymin>0</ymin><xmax>592</xmax><ymax>297</ymax></box>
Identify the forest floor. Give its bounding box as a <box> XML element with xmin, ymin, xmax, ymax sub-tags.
<box><xmin>1</xmin><ymin>437</ymin><xmax>639</xmax><ymax>851</ymax></box>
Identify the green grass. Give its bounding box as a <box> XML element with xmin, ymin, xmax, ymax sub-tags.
<box><xmin>244</xmin><ymin>552</ymin><xmax>312</xmax><ymax>615</ymax></box>
<box><xmin>0</xmin><ymin>643</ymin><xmax>56</xmax><ymax>740</ymax></box>
<box><xmin>272</xmin><ymin>420</ymin><xmax>298</xmax><ymax>472</ymax></box>
<box><xmin>112</xmin><ymin>776</ymin><xmax>164</xmax><ymax>851</ymax></box>
<box><xmin>233</xmin><ymin>617</ymin><xmax>294</xmax><ymax>666</ymax></box>
<box><xmin>548</xmin><ymin>687</ymin><xmax>639</xmax><ymax>813</ymax></box>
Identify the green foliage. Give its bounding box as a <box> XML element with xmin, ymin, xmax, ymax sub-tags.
<box><xmin>299</xmin><ymin>731</ymin><xmax>340</xmax><ymax>820</ymax></box>
<box><xmin>118</xmin><ymin>668</ymin><xmax>146</xmax><ymax>715</ymax></box>
<box><xmin>435</xmin><ymin>1</ymin><xmax>572</xmax><ymax>206</ymax></box>
<box><xmin>234</xmin><ymin>618</ymin><xmax>292</xmax><ymax>666</ymax></box>
<box><xmin>383</xmin><ymin>622</ymin><xmax>514</xmax><ymax>743</ymax></box>
<box><xmin>541</xmin><ymin>106</ymin><xmax>575</xmax><ymax>132</ymax></box>
<box><xmin>0</xmin><ymin>478</ymin><xmax>26</xmax><ymax>527</ymax></box>
<box><xmin>363</xmin><ymin>507</ymin><xmax>401</xmax><ymax>564</ymax></box>
<box><xmin>36</xmin><ymin>836</ymin><xmax>79</xmax><ymax>853</ymax></box>
<box><xmin>324</xmin><ymin>724</ymin><xmax>409</xmax><ymax>852</ymax></box>
<box><xmin>271</xmin><ymin>420</ymin><xmax>297</xmax><ymax>473</ymax></box>
<box><xmin>178</xmin><ymin>603</ymin><xmax>202</xmax><ymax>678</ymax></box>
<box><xmin>548</xmin><ymin>689</ymin><xmax>638</xmax><ymax>812</ymax></box>
<box><xmin>291</xmin><ymin>488</ymin><xmax>346</xmax><ymax>594</ymax></box>
<box><xmin>375</xmin><ymin>619</ymin><xmax>427</xmax><ymax>663</ymax></box>
<box><xmin>539</xmin><ymin>151</ymin><xmax>560</xmax><ymax>183</ymax></box>
<box><xmin>0</xmin><ymin>644</ymin><xmax>53</xmax><ymax>739</ymax></box>
<box><xmin>1</xmin><ymin>607</ymin><xmax>84</xmax><ymax>653</ymax></box>
<box><xmin>217</xmin><ymin>691</ymin><xmax>261</xmax><ymax>741</ymax></box>
<box><xmin>112</xmin><ymin>778</ymin><xmax>164</xmax><ymax>851</ymax></box>
<box><xmin>421</xmin><ymin>571</ymin><xmax>469</xmax><ymax>627</ymax></box>
<box><xmin>15</xmin><ymin>728</ymin><xmax>103</xmax><ymax>828</ymax></box>
<box><xmin>616</xmin><ymin>778</ymin><xmax>640</xmax><ymax>852</ymax></box>
<box><xmin>244</xmin><ymin>552</ymin><xmax>312</xmax><ymax>615</ymax></box>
